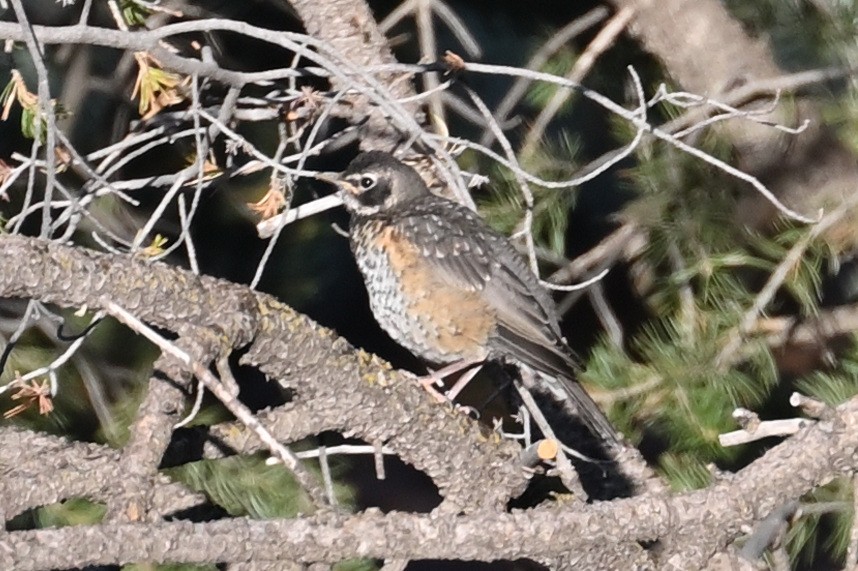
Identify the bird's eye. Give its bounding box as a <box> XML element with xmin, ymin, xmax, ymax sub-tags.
<box><xmin>359</xmin><ymin>175</ymin><xmax>377</xmax><ymax>190</ymax></box>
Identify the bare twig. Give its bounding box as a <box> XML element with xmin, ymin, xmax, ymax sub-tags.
<box><xmin>103</xmin><ymin>300</ymin><xmax>330</xmax><ymax>510</ymax></box>
<box><xmin>9</xmin><ymin>0</ymin><xmax>58</xmax><ymax>239</ymax></box>
<box><xmin>719</xmin><ymin>418</ymin><xmax>810</xmax><ymax>447</ymax></box>
<box><xmin>738</xmin><ymin>501</ymin><xmax>799</xmax><ymax>562</ymax></box>
<box><xmin>514</xmin><ymin>380</ymin><xmax>587</xmax><ymax>501</ymax></box>
<box><xmin>716</xmin><ymin>193</ymin><xmax>858</xmax><ymax>369</ymax></box>
<box><xmin>789</xmin><ymin>392</ymin><xmax>833</xmax><ymax>420</ymax></box>
<box><xmin>480</xmin><ymin>6</ymin><xmax>610</xmax><ymax>146</ymax></box>
<box><xmin>520</xmin><ymin>6</ymin><xmax>635</xmax><ymax>158</ymax></box>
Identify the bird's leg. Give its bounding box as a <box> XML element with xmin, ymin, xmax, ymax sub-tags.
<box><xmin>444</xmin><ymin>364</ymin><xmax>484</xmax><ymax>400</ymax></box>
<box><xmin>418</xmin><ymin>357</ymin><xmax>484</xmax><ymax>403</ymax></box>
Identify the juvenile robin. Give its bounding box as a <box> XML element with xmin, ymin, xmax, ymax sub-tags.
<box><xmin>329</xmin><ymin>150</ymin><xmax>620</xmax><ymax>446</ymax></box>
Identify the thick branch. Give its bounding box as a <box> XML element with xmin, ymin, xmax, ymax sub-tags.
<box><xmin>287</xmin><ymin>0</ymin><xmax>421</xmax><ymax>149</ymax></box>
<box><xmin>0</xmin><ymin>234</ymin><xmax>524</xmax><ymax>511</ymax></box>
<box><xmin>2</xmin><ymin>388</ymin><xmax>858</xmax><ymax>568</ymax></box>
<box><xmin>3</xmin><ymin>233</ymin><xmax>858</xmax><ymax>566</ymax></box>
<box><xmin>0</xmin><ymin>426</ymin><xmax>203</xmax><ymax>519</ymax></box>
<box><xmin>107</xmin><ymin>334</ymin><xmax>217</xmax><ymax>522</ymax></box>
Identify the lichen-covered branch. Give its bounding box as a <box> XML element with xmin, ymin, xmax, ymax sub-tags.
<box><xmin>0</xmin><ymin>234</ymin><xmax>525</xmax><ymax>511</ymax></box>
<box><xmin>2</xmin><ymin>387</ymin><xmax>858</xmax><ymax>568</ymax></box>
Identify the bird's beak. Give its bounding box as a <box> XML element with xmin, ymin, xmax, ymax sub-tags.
<box><xmin>315</xmin><ymin>172</ymin><xmax>359</xmax><ymax>196</ymax></box>
<box><xmin>314</xmin><ymin>172</ymin><xmax>339</xmax><ymax>185</ymax></box>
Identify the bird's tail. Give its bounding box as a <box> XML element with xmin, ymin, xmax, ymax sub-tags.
<box><xmin>494</xmin><ymin>327</ymin><xmax>622</xmax><ymax>446</ymax></box>
<box><xmin>536</xmin><ymin>370</ymin><xmax>622</xmax><ymax>447</ymax></box>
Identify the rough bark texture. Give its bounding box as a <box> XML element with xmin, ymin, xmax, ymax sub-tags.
<box><xmin>0</xmin><ymin>235</ymin><xmax>525</xmax><ymax>512</ymax></box>
<box><xmin>288</xmin><ymin>0</ymin><xmax>422</xmax><ymax>150</ymax></box>
<box><xmin>2</xmin><ymin>235</ymin><xmax>858</xmax><ymax>568</ymax></box>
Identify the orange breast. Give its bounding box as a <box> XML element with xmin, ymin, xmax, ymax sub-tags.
<box><xmin>353</xmin><ymin>221</ymin><xmax>494</xmax><ymax>364</ymax></box>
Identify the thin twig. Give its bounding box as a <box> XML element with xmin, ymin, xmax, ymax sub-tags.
<box><xmin>9</xmin><ymin>0</ymin><xmax>58</xmax><ymax>239</ymax></box>
<box><xmin>480</xmin><ymin>7</ymin><xmax>609</xmax><ymax>146</ymax></box>
<box><xmin>521</xmin><ymin>6</ymin><xmax>634</xmax><ymax>158</ymax></box>
<box><xmin>103</xmin><ymin>300</ymin><xmax>331</xmax><ymax>509</ymax></box>
<box><xmin>460</xmin><ymin>61</ymin><xmax>820</xmax><ymax>224</ymax></box>
<box><xmin>719</xmin><ymin>418</ymin><xmax>810</xmax><ymax>447</ymax></box>
<box><xmin>514</xmin><ymin>380</ymin><xmax>587</xmax><ymax>501</ymax></box>
<box><xmin>715</xmin><ymin>192</ymin><xmax>858</xmax><ymax>368</ymax></box>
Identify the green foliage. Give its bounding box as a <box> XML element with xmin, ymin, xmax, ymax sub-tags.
<box><xmin>35</xmin><ymin>497</ymin><xmax>105</xmax><ymax>527</ymax></box>
<box><xmin>747</xmin><ymin>335</ymin><xmax>858</xmax><ymax>565</ymax></box>
<box><xmin>748</xmin><ymin>225</ymin><xmax>829</xmax><ymax>317</ymax></box>
<box><xmin>0</xmin><ymin>71</ymin><xmax>69</xmax><ymax>143</ymax></box>
<box><xmin>3</xmin><ymin>2</ymin><xmax>856</xmax><ymax>568</ymax></box>
<box><xmin>119</xmin><ymin>0</ymin><xmax>154</xmax><ymax>27</ymax></box>
<box><xmin>584</xmin><ymin>91</ymin><xmax>852</xmax><ymax>562</ymax></box>
<box><xmin>333</xmin><ymin>560</ymin><xmax>380</xmax><ymax>571</ymax></box>
<box><xmin>166</xmin><ymin>452</ymin><xmax>354</xmax><ymax>518</ymax></box>
<box><xmin>524</xmin><ymin>46</ymin><xmax>579</xmax><ymax>112</ymax></box>
<box><xmin>579</xmin><ymin>111</ymin><xmax>839</xmax><ymax>467</ymax></box>
<box><xmin>162</xmin><ymin>450</ymin><xmax>371</xmax><ymax>569</ymax></box>
<box><xmin>476</xmin><ymin>135</ymin><xmax>581</xmax><ymax>254</ymax></box>
<box><xmin>6</xmin><ymin>498</ymin><xmax>105</xmax><ymax>531</ymax></box>
<box><xmin>657</xmin><ymin>452</ymin><xmax>712</xmax><ymax>492</ymax></box>
<box><xmin>796</xmin><ymin>337</ymin><xmax>858</xmax><ymax>407</ymax></box>
<box><xmin>585</xmin><ymin>317</ymin><xmax>777</xmax><ymax>461</ymax></box>
<box><xmin>785</xmin><ymin>479</ymin><xmax>853</xmax><ymax>570</ymax></box>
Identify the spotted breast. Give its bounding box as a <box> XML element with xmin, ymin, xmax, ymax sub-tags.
<box><xmin>349</xmin><ymin>209</ymin><xmax>495</xmax><ymax>365</ymax></box>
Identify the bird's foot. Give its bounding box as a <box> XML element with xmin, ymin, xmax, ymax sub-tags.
<box><xmin>416</xmin><ymin>358</ymin><xmax>485</xmax><ymax>403</ymax></box>
<box><xmin>417</xmin><ymin>374</ymin><xmax>451</xmax><ymax>404</ymax></box>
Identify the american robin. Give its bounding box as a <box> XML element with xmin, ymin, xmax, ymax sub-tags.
<box><xmin>329</xmin><ymin>150</ymin><xmax>620</xmax><ymax>446</ymax></box>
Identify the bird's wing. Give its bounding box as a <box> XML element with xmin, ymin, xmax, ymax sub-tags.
<box><xmin>393</xmin><ymin>202</ymin><xmax>496</xmax><ymax>292</ymax></box>
<box><xmin>482</xmin><ymin>244</ymin><xmax>622</xmax><ymax>445</ymax></box>
<box><xmin>393</xmin><ymin>199</ymin><xmax>563</xmax><ymax>348</ymax></box>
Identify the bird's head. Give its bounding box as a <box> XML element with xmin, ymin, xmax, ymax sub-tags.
<box><xmin>324</xmin><ymin>151</ymin><xmax>431</xmax><ymax>216</ymax></box>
